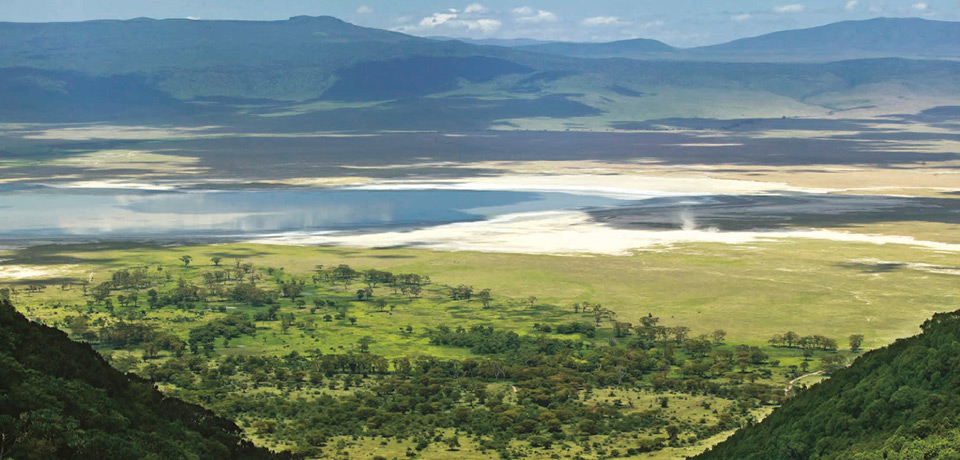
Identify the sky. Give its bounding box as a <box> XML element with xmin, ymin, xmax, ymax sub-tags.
<box><xmin>0</xmin><ymin>0</ymin><xmax>955</xmax><ymax>47</ymax></box>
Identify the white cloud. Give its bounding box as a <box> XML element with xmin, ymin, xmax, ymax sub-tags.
<box><xmin>464</xmin><ymin>3</ymin><xmax>487</xmax><ymax>14</ymax></box>
<box><xmin>355</xmin><ymin>5</ymin><xmax>373</xmax><ymax>14</ymax></box>
<box><xmin>513</xmin><ymin>6</ymin><xmax>534</xmax><ymax>16</ymax></box>
<box><xmin>912</xmin><ymin>2</ymin><xmax>928</xmax><ymax>11</ymax></box>
<box><xmin>471</xmin><ymin>19</ymin><xmax>502</xmax><ymax>32</ymax></box>
<box><xmin>396</xmin><ymin>6</ymin><xmax>502</xmax><ymax>35</ymax></box>
<box><xmin>845</xmin><ymin>0</ymin><xmax>858</xmax><ymax>10</ymax></box>
<box><xmin>731</xmin><ymin>13</ymin><xmax>753</xmax><ymax>21</ymax></box>
<box><xmin>582</xmin><ymin>16</ymin><xmax>627</xmax><ymax>26</ymax></box>
<box><xmin>513</xmin><ymin>6</ymin><xmax>558</xmax><ymax>23</ymax></box>
<box><xmin>773</xmin><ymin>4</ymin><xmax>807</xmax><ymax>13</ymax></box>
<box><xmin>638</xmin><ymin>20</ymin><xmax>665</xmax><ymax>29</ymax></box>
<box><xmin>417</xmin><ymin>11</ymin><xmax>459</xmax><ymax>28</ymax></box>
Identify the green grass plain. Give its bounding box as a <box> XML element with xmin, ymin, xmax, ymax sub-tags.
<box><xmin>4</xmin><ymin>238</ymin><xmax>953</xmax><ymax>458</ymax></box>
<box><xmin>5</xmin><ymin>239</ymin><xmax>955</xmax><ymax>350</ymax></box>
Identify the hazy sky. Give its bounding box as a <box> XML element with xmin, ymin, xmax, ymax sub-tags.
<box><xmin>0</xmin><ymin>0</ymin><xmax>955</xmax><ymax>46</ymax></box>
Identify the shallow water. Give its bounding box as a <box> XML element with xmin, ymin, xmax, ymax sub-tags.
<box><xmin>0</xmin><ymin>186</ymin><xmax>631</xmax><ymax>239</ymax></box>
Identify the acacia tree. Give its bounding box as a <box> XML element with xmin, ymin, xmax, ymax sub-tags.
<box><xmin>712</xmin><ymin>329</ymin><xmax>727</xmax><ymax>344</ymax></box>
<box><xmin>211</xmin><ymin>257</ymin><xmax>222</xmax><ymax>267</ymax></box>
<box><xmin>477</xmin><ymin>289</ymin><xmax>492</xmax><ymax>309</ymax></box>
<box><xmin>280</xmin><ymin>314</ymin><xmax>295</xmax><ymax>334</ymax></box>
<box><xmin>592</xmin><ymin>304</ymin><xmax>607</xmax><ymax>327</ymax></box>
<box><xmin>849</xmin><ymin>334</ymin><xmax>865</xmax><ymax>352</ymax></box>
<box><xmin>451</xmin><ymin>285</ymin><xmax>473</xmax><ymax>300</ymax></box>
<box><xmin>180</xmin><ymin>255</ymin><xmax>193</xmax><ymax>267</ymax></box>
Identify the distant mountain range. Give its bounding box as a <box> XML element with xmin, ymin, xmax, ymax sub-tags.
<box><xmin>427</xmin><ymin>36</ymin><xmax>555</xmax><ymax>47</ymax></box>
<box><xmin>432</xmin><ymin>17</ymin><xmax>960</xmax><ymax>62</ymax></box>
<box><xmin>518</xmin><ymin>38</ymin><xmax>675</xmax><ymax>59</ymax></box>
<box><xmin>1</xmin><ymin>15</ymin><xmax>960</xmax><ymax>126</ymax></box>
<box><xmin>690</xmin><ymin>17</ymin><xmax>960</xmax><ymax>61</ymax></box>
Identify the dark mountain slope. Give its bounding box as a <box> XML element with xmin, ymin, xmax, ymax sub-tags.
<box><xmin>0</xmin><ymin>16</ymin><xmax>536</xmax><ymax>100</ymax></box>
<box><xmin>0</xmin><ymin>16</ymin><xmax>428</xmax><ymax>74</ymax></box>
<box><xmin>1</xmin><ymin>16</ymin><xmax>960</xmax><ymax>124</ymax></box>
<box><xmin>0</xmin><ymin>298</ymin><xmax>295</xmax><ymax>460</ymax></box>
<box><xmin>0</xmin><ymin>67</ymin><xmax>205</xmax><ymax>122</ymax></box>
<box><xmin>321</xmin><ymin>56</ymin><xmax>532</xmax><ymax>101</ymax></box>
<box><xmin>428</xmin><ymin>36</ymin><xmax>555</xmax><ymax>47</ymax></box>
<box><xmin>693</xmin><ymin>310</ymin><xmax>960</xmax><ymax>460</ymax></box>
<box><xmin>519</xmin><ymin>38</ymin><xmax>675</xmax><ymax>58</ymax></box>
<box><xmin>693</xmin><ymin>17</ymin><xmax>960</xmax><ymax>61</ymax></box>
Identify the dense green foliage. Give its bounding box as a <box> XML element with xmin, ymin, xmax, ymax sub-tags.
<box><xmin>695</xmin><ymin>310</ymin><xmax>960</xmax><ymax>460</ymax></box>
<box><xmin>0</xmin><ymin>298</ymin><xmax>293</xmax><ymax>460</ymax></box>
<box><xmin>2</xmin><ymin>248</ymin><xmax>874</xmax><ymax>458</ymax></box>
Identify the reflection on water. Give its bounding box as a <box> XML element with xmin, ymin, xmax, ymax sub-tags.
<box><xmin>0</xmin><ymin>187</ymin><xmax>629</xmax><ymax>239</ymax></box>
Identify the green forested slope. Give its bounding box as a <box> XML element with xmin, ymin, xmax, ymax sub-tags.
<box><xmin>694</xmin><ymin>310</ymin><xmax>960</xmax><ymax>460</ymax></box>
<box><xmin>0</xmin><ymin>298</ymin><xmax>295</xmax><ymax>460</ymax></box>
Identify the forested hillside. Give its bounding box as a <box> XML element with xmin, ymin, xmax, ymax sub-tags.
<box><xmin>0</xmin><ymin>298</ymin><xmax>294</xmax><ymax>460</ymax></box>
<box><xmin>694</xmin><ymin>310</ymin><xmax>960</xmax><ymax>460</ymax></box>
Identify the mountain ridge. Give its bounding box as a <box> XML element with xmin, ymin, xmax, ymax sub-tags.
<box><xmin>0</xmin><ymin>298</ymin><xmax>296</xmax><ymax>459</ymax></box>
<box><xmin>694</xmin><ymin>309</ymin><xmax>960</xmax><ymax>459</ymax></box>
<box><xmin>691</xmin><ymin>17</ymin><xmax>960</xmax><ymax>60</ymax></box>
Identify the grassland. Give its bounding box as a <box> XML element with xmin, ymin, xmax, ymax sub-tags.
<box><xmin>6</xmin><ymin>239</ymin><xmax>956</xmax><ymax>350</ymax></box>
<box><xmin>3</xmin><ymin>237</ymin><xmax>956</xmax><ymax>458</ymax></box>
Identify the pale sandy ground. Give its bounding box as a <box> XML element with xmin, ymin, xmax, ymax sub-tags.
<box><xmin>250</xmin><ymin>210</ymin><xmax>960</xmax><ymax>256</ymax></box>
<box><xmin>4</xmin><ymin>121</ymin><xmax>957</xmax><ymax>255</ymax></box>
<box><xmin>26</xmin><ymin>166</ymin><xmax>950</xmax><ymax>255</ymax></box>
<box><xmin>342</xmin><ymin>172</ymin><xmax>813</xmax><ymax>198</ymax></box>
<box><xmin>0</xmin><ymin>264</ymin><xmax>75</xmax><ymax>280</ymax></box>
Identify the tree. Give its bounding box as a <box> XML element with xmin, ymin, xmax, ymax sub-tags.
<box><xmin>712</xmin><ymin>329</ymin><xmax>727</xmax><ymax>344</ymax></box>
<box><xmin>180</xmin><ymin>255</ymin><xmax>193</xmax><ymax>267</ymax></box>
<box><xmin>280</xmin><ymin>314</ymin><xmax>295</xmax><ymax>334</ymax></box>
<box><xmin>142</xmin><ymin>342</ymin><xmax>159</xmax><ymax>360</ymax></box>
<box><xmin>666</xmin><ymin>425</ymin><xmax>680</xmax><ymax>441</ymax></box>
<box><xmin>211</xmin><ymin>257</ymin><xmax>222</xmax><ymax>266</ymax></box>
<box><xmin>477</xmin><ymin>289</ymin><xmax>492</xmax><ymax>309</ymax></box>
<box><xmin>64</xmin><ymin>315</ymin><xmax>89</xmax><ymax>338</ymax></box>
<box><xmin>443</xmin><ymin>435</ymin><xmax>460</xmax><ymax>451</ymax></box>
<box><xmin>281</xmin><ymin>282</ymin><xmax>303</xmax><ymax>299</ymax></box>
<box><xmin>358</xmin><ymin>336</ymin><xmax>374</xmax><ymax>353</ymax></box>
<box><xmin>331</xmin><ymin>265</ymin><xmax>357</xmax><ymax>289</ymax></box>
<box><xmin>592</xmin><ymin>304</ymin><xmax>608</xmax><ymax>326</ymax></box>
<box><xmin>784</xmin><ymin>331</ymin><xmax>799</xmax><ymax>348</ymax></box>
<box><xmin>769</xmin><ymin>333</ymin><xmax>784</xmax><ymax>347</ymax></box>
<box><xmin>849</xmin><ymin>334</ymin><xmax>864</xmax><ymax>352</ymax></box>
<box><xmin>91</xmin><ymin>282</ymin><xmax>112</xmax><ymax>303</ymax></box>
<box><xmin>146</xmin><ymin>289</ymin><xmax>159</xmax><ymax>309</ymax></box>
<box><xmin>821</xmin><ymin>355</ymin><xmax>847</xmax><ymax>374</ymax></box>
<box><xmin>408</xmin><ymin>285</ymin><xmax>422</xmax><ymax>298</ymax></box>
<box><xmin>613</xmin><ymin>321</ymin><xmax>632</xmax><ymax>338</ymax></box>
<box><xmin>451</xmin><ymin>285</ymin><xmax>473</xmax><ymax>300</ymax></box>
